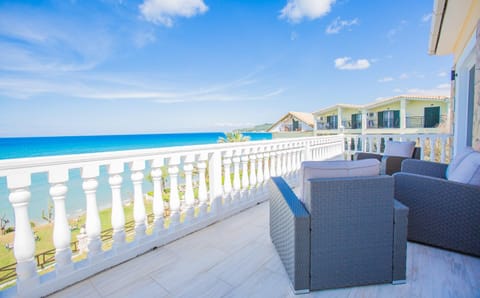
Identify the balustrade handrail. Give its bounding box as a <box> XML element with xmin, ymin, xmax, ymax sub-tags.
<box><xmin>0</xmin><ymin>135</ymin><xmax>341</xmax><ymax>174</ymax></box>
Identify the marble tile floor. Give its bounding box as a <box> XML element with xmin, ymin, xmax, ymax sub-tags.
<box><xmin>50</xmin><ymin>201</ymin><xmax>480</xmax><ymax>298</ymax></box>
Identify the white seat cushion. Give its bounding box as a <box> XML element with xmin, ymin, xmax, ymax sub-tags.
<box><xmin>447</xmin><ymin>150</ymin><xmax>480</xmax><ymax>186</ymax></box>
<box><xmin>383</xmin><ymin>141</ymin><xmax>416</xmax><ymax>158</ymax></box>
<box><xmin>298</xmin><ymin>159</ymin><xmax>380</xmax><ymax>202</ymax></box>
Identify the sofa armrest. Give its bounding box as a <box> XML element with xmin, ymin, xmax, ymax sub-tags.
<box><xmin>268</xmin><ymin>177</ymin><xmax>310</xmax><ymax>293</ymax></box>
<box><xmin>400</xmin><ymin>159</ymin><xmax>447</xmax><ymax>178</ymax></box>
<box><xmin>394</xmin><ymin>173</ymin><xmax>480</xmax><ymax>256</ymax></box>
<box><xmin>381</xmin><ymin>156</ymin><xmax>410</xmax><ymax>175</ymax></box>
<box><xmin>354</xmin><ymin>152</ymin><xmax>382</xmax><ymax>161</ymax></box>
<box><xmin>392</xmin><ymin>200</ymin><xmax>408</xmax><ymax>283</ymax></box>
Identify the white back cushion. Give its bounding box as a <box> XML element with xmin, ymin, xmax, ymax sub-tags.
<box><xmin>447</xmin><ymin>150</ymin><xmax>480</xmax><ymax>186</ymax></box>
<box><xmin>297</xmin><ymin>159</ymin><xmax>380</xmax><ymax>202</ymax></box>
<box><xmin>383</xmin><ymin>141</ymin><xmax>416</xmax><ymax>158</ymax></box>
<box><xmin>446</xmin><ymin>147</ymin><xmax>474</xmax><ymax>179</ymax></box>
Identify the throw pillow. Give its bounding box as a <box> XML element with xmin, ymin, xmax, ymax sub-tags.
<box><xmin>297</xmin><ymin>159</ymin><xmax>380</xmax><ymax>202</ymax></box>
<box><xmin>383</xmin><ymin>141</ymin><xmax>416</xmax><ymax>158</ymax></box>
<box><xmin>447</xmin><ymin>150</ymin><xmax>480</xmax><ymax>186</ymax></box>
<box><xmin>446</xmin><ymin>147</ymin><xmax>474</xmax><ymax>179</ymax></box>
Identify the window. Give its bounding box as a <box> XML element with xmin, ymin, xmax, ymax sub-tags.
<box><xmin>378</xmin><ymin>110</ymin><xmax>400</xmax><ymax>128</ymax></box>
<box><xmin>326</xmin><ymin>115</ymin><xmax>338</xmax><ymax>129</ymax></box>
<box><xmin>351</xmin><ymin>113</ymin><xmax>362</xmax><ymax>129</ymax></box>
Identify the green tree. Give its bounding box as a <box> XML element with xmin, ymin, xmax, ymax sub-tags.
<box><xmin>217</xmin><ymin>132</ymin><xmax>250</xmax><ymax>143</ymax></box>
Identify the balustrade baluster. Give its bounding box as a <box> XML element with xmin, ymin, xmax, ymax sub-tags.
<box><xmin>47</xmin><ymin>168</ymin><xmax>74</xmax><ymax>274</ymax></box>
<box><xmin>130</xmin><ymin>161</ymin><xmax>147</xmax><ymax>240</ymax></box>
<box><xmin>197</xmin><ymin>153</ymin><xmax>209</xmax><ymax>216</ymax></box>
<box><xmin>277</xmin><ymin>149</ymin><xmax>284</xmax><ymax>175</ymax></box>
<box><xmin>183</xmin><ymin>155</ymin><xmax>195</xmax><ymax>222</ymax></box>
<box><xmin>81</xmin><ymin>166</ymin><xmax>102</xmax><ymax>259</ymax></box>
<box><xmin>376</xmin><ymin>137</ymin><xmax>381</xmax><ymax>153</ymax></box>
<box><xmin>270</xmin><ymin>151</ymin><xmax>277</xmax><ymax>177</ymax></box>
<box><xmin>168</xmin><ymin>156</ymin><xmax>181</xmax><ymax>227</ymax></box>
<box><xmin>440</xmin><ymin>137</ymin><xmax>447</xmax><ymax>163</ymax></box>
<box><xmin>7</xmin><ymin>174</ymin><xmax>39</xmax><ymax>289</ymax></box>
<box><xmin>223</xmin><ymin>151</ymin><xmax>233</xmax><ymax>203</ymax></box>
<box><xmin>241</xmin><ymin>150</ymin><xmax>250</xmax><ymax>194</ymax></box>
<box><xmin>430</xmin><ymin>136</ymin><xmax>436</xmax><ymax>162</ymax></box>
<box><xmin>419</xmin><ymin>137</ymin><xmax>425</xmax><ymax>160</ymax></box>
<box><xmin>263</xmin><ymin>151</ymin><xmax>270</xmax><ymax>181</ymax></box>
<box><xmin>108</xmin><ymin>162</ymin><xmax>126</xmax><ymax>250</ymax></box>
<box><xmin>232</xmin><ymin>150</ymin><xmax>241</xmax><ymax>197</ymax></box>
<box><xmin>249</xmin><ymin>149</ymin><xmax>257</xmax><ymax>187</ymax></box>
<box><xmin>151</xmin><ymin>158</ymin><xmax>165</xmax><ymax>233</ymax></box>
<box><xmin>256</xmin><ymin>150</ymin><xmax>264</xmax><ymax>186</ymax></box>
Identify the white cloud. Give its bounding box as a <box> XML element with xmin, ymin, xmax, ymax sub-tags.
<box><xmin>334</xmin><ymin>57</ymin><xmax>370</xmax><ymax>70</ymax></box>
<box><xmin>280</xmin><ymin>0</ymin><xmax>336</xmax><ymax>23</ymax></box>
<box><xmin>399</xmin><ymin>73</ymin><xmax>409</xmax><ymax>79</ymax></box>
<box><xmin>437</xmin><ymin>71</ymin><xmax>447</xmax><ymax>77</ymax></box>
<box><xmin>378</xmin><ymin>77</ymin><xmax>393</xmax><ymax>83</ymax></box>
<box><xmin>325</xmin><ymin>17</ymin><xmax>358</xmax><ymax>34</ymax></box>
<box><xmin>421</xmin><ymin>13</ymin><xmax>432</xmax><ymax>22</ymax></box>
<box><xmin>387</xmin><ymin>20</ymin><xmax>407</xmax><ymax>41</ymax></box>
<box><xmin>406</xmin><ymin>83</ymin><xmax>450</xmax><ymax>96</ymax></box>
<box><xmin>139</xmin><ymin>0</ymin><xmax>208</xmax><ymax>27</ymax></box>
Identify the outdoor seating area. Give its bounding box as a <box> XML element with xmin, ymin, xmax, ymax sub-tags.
<box><xmin>49</xmin><ymin>199</ymin><xmax>480</xmax><ymax>297</ymax></box>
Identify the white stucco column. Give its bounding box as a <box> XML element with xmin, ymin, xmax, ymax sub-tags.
<box><xmin>361</xmin><ymin>109</ymin><xmax>367</xmax><ymax>134</ymax></box>
<box><xmin>400</xmin><ymin>99</ymin><xmax>407</xmax><ymax>129</ymax></box>
<box><xmin>337</xmin><ymin>107</ymin><xmax>343</xmax><ymax>130</ymax></box>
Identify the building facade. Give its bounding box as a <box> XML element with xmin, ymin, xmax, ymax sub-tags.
<box><xmin>313</xmin><ymin>95</ymin><xmax>450</xmax><ymax>136</ymax></box>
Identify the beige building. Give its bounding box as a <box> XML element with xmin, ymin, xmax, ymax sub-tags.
<box><xmin>267</xmin><ymin>111</ymin><xmax>314</xmax><ymax>133</ymax></box>
<box><xmin>313</xmin><ymin>95</ymin><xmax>450</xmax><ymax>135</ymax></box>
<box><xmin>429</xmin><ymin>0</ymin><xmax>480</xmax><ymax>154</ymax></box>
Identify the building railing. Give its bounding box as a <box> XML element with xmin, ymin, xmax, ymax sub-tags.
<box><xmin>344</xmin><ymin>134</ymin><xmax>453</xmax><ymax>163</ymax></box>
<box><xmin>0</xmin><ymin>135</ymin><xmax>344</xmax><ymax>297</ymax></box>
<box><xmin>405</xmin><ymin>115</ymin><xmax>447</xmax><ymax>128</ymax></box>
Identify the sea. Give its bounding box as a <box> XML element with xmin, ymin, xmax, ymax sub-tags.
<box><xmin>0</xmin><ymin>132</ymin><xmax>272</xmax><ymax>223</ymax></box>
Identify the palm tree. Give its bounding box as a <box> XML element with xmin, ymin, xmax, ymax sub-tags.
<box><xmin>218</xmin><ymin>132</ymin><xmax>251</xmax><ymax>143</ymax></box>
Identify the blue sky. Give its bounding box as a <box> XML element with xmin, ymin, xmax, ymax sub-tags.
<box><xmin>0</xmin><ymin>0</ymin><xmax>453</xmax><ymax>137</ymax></box>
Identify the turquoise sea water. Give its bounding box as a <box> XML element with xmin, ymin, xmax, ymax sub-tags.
<box><xmin>0</xmin><ymin>132</ymin><xmax>271</xmax><ymax>223</ymax></box>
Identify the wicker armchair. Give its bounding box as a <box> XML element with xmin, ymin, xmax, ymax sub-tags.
<box><xmin>269</xmin><ymin>176</ymin><xmax>408</xmax><ymax>293</ymax></box>
<box><xmin>394</xmin><ymin>159</ymin><xmax>480</xmax><ymax>257</ymax></box>
<box><xmin>355</xmin><ymin>147</ymin><xmax>421</xmax><ymax>175</ymax></box>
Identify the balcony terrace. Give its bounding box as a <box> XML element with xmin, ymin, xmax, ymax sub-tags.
<box><xmin>0</xmin><ymin>134</ymin><xmax>477</xmax><ymax>297</ymax></box>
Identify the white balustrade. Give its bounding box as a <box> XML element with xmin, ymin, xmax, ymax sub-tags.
<box><xmin>0</xmin><ymin>135</ymin><xmax>346</xmax><ymax>297</ymax></box>
<box><xmin>343</xmin><ymin>133</ymin><xmax>453</xmax><ymax>163</ymax></box>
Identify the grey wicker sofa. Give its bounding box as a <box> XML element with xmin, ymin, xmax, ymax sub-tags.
<box><xmin>355</xmin><ymin>147</ymin><xmax>421</xmax><ymax>175</ymax></box>
<box><xmin>394</xmin><ymin>159</ymin><xmax>480</xmax><ymax>257</ymax></box>
<box><xmin>269</xmin><ymin>176</ymin><xmax>408</xmax><ymax>293</ymax></box>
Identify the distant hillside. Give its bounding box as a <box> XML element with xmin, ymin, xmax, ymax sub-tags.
<box><xmin>237</xmin><ymin>123</ymin><xmax>272</xmax><ymax>132</ymax></box>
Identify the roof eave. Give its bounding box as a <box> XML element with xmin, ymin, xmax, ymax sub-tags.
<box><xmin>428</xmin><ymin>0</ymin><xmax>448</xmax><ymax>55</ymax></box>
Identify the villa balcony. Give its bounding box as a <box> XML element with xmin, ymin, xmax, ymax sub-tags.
<box><xmin>0</xmin><ymin>134</ymin><xmax>477</xmax><ymax>297</ymax></box>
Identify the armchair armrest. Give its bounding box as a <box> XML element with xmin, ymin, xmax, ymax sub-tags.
<box><xmin>394</xmin><ymin>172</ymin><xmax>480</xmax><ymax>256</ymax></box>
<box><xmin>268</xmin><ymin>177</ymin><xmax>310</xmax><ymax>293</ymax></box>
<box><xmin>354</xmin><ymin>152</ymin><xmax>382</xmax><ymax>161</ymax></box>
<box><xmin>400</xmin><ymin>159</ymin><xmax>447</xmax><ymax>178</ymax></box>
<box><xmin>381</xmin><ymin>156</ymin><xmax>410</xmax><ymax>175</ymax></box>
<box><xmin>393</xmin><ymin>200</ymin><xmax>408</xmax><ymax>283</ymax></box>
